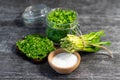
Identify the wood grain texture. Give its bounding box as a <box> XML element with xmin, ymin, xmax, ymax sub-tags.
<box><xmin>0</xmin><ymin>0</ymin><xmax>120</xmax><ymax>80</ymax></box>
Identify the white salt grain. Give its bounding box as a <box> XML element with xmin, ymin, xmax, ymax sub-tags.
<box><xmin>52</xmin><ymin>52</ymin><xmax>78</xmax><ymax>68</ymax></box>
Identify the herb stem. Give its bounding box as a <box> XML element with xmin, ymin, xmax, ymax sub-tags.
<box><xmin>91</xmin><ymin>44</ymin><xmax>113</xmax><ymax>58</ymax></box>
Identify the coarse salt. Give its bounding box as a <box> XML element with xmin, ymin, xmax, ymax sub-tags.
<box><xmin>52</xmin><ymin>52</ymin><xmax>78</xmax><ymax>68</ymax></box>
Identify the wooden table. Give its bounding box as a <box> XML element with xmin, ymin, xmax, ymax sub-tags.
<box><xmin>0</xmin><ymin>0</ymin><xmax>120</xmax><ymax>80</ymax></box>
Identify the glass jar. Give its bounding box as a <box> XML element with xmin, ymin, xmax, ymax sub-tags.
<box><xmin>46</xmin><ymin>8</ymin><xmax>79</xmax><ymax>43</ymax></box>
<box><xmin>22</xmin><ymin>4</ymin><xmax>50</xmax><ymax>28</ymax></box>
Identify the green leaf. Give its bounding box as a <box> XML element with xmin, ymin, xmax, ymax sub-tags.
<box><xmin>94</xmin><ymin>42</ymin><xmax>111</xmax><ymax>45</ymax></box>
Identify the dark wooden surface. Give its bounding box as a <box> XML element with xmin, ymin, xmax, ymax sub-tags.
<box><xmin>0</xmin><ymin>0</ymin><xmax>120</xmax><ymax>80</ymax></box>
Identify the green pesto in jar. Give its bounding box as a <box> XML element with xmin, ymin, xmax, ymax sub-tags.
<box><xmin>46</xmin><ymin>8</ymin><xmax>78</xmax><ymax>43</ymax></box>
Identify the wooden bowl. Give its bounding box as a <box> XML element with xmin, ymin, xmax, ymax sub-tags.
<box><xmin>48</xmin><ymin>48</ymin><xmax>81</xmax><ymax>74</ymax></box>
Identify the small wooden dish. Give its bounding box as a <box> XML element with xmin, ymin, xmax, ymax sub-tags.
<box><xmin>48</xmin><ymin>48</ymin><xmax>81</xmax><ymax>74</ymax></box>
